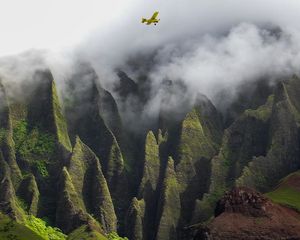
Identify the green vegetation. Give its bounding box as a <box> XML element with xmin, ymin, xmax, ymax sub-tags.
<box><xmin>267</xmin><ymin>186</ymin><xmax>300</xmax><ymax>212</ymax></box>
<box><xmin>65</xmin><ymin>138</ymin><xmax>88</xmax><ymax>210</ymax></box>
<box><xmin>244</xmin><ymin>94</ymin><xmax>274</xmax><ymax>122</ymax></box>
<box><xmin>17</xmin><ymin>127</ymin><xmax>55</xmax><ymax>157</ymax></box>
<box><xmin>107</xmin><ymin>137</ymin><xmax>125</xmax><ymax>184</ymax></box>
<box><xmin>126</xmin><ymin>197</ymin><xmax>145</xmax><ymax>240</ymax></box>
<box><xmin>9</xmin><ymin>103</ymin><xmax>28</xmax><ymax>127</ymax></box>
<box><xmin>68</xmin><ymin>228</ymin><xmax>128</xmax><ymax>240</ymax></box>
<box><xmin>0</xmin><ymin>128</ymin><xmax>8</xmax><ymax>143</ymax></box>
<box><xmin>156</xmin><ymin>158</ymin><xmax>180</xmax><ymax>240</ymax></box>
<box><xmin>176</xmin><ymin>108</ymin><xmax>217</xmax><ymax>194</ymax></box>
<box><xmin>59</xmin><ymin>167</ymin><xmax>84</xmax><ymax>211</ymax></box>
<box><xmin>236</xmin><ymin>79</ymin><xmax>300</xmax><ymax>192</ymax></box>
<box><xmin>17</xmin><ymin>174</ymin><xmax>40</xmax><ymax>215</ymax></box>
<box><xmin>13</xmin><ymin>120</ymin><xmax>55</xmax><ymax>177</ymax></box>
<box><xmin>68</xmin><ymin>225</ymin><xmax>107</xmax><ymax>240</ymax></box>
<box><xmin>179</xmin><ymin>108</ymin><xmax>215</xmax><ymax>161</ymax></box>
<box><xmin>24</xmin><ymin>215</ymin><xmax>66</xmax><ymax>240</ymax></box>
<box><xmin>266</xmin><ymin>171</ymin><xmax>300</xmax><ymax>212</ymax></box>
<box><xmin>139</xmin><ymin>131</ymin><xmax>160</xmax><ymax>193</ymax></box>
<box><xmin>17</xmin><ymin>197</ymin><xmax>29</xmax><ymax>212</ymax></box>
<box><xmin>33</xmin><ymin>160</ymin><xmax>49</xmax><ymax>178</ymax></box>
<box><xmin>107</xmin><ymin>232</ymin><xmax>128</xmax><ymax>240</ymax></box>
<box><xmin>13</xmin><ymin>120</ymin><xmax>27</xmax><ymax>150</ymax></box>
<box><xmin>0</xmin><ymin>212</ymin><xmax>66</xmax><ymax>240</ymax></box>
<box><xmin>194</xmin><ymin>183</ymin><xmax>227</xmax><ymax>221</ymax></box>
<box><xmin>0</xmin><ymin>213</ymin><xmax>45</xmax><ymax>240</ymax></box>
<box><xmin>282</xmin><ymin>78</ymin><xmax>300</xmax><ymax>123</ymax></box>
<box><xmin>205</xmin><ymin>92</ymin><xmax>275</xmax><ymax>210</ymax></box>
<box><xmin>65</xmin><ymin>139</ymin><xmax>117</xmax><ymax>233</ymax></box>
<box><xmin>52</xmin><ymin>81</ymin><xmax>72</xmax><ymax>151</ymax></box>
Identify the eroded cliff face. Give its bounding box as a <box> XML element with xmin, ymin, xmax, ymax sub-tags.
<box><xmin>0</xmin><ymin>64</ymin><xmax>300</xmax><ymax>240</ymax></box>
<box><xmin>194</xmin><ymin>76</ymin><xmax>300</xmax><ymax>224</ymax></box>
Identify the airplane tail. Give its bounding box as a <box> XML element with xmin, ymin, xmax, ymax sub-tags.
<box><xmin>141</xmin><ymin>18</ymin><xmax>147</xmax><ymax>23</ymax></box>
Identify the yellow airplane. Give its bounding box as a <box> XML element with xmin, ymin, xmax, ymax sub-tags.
<box><xmin>141</xmin><ymin>11</ymin><xmax>160</xmax><ymax>25</ymax></box>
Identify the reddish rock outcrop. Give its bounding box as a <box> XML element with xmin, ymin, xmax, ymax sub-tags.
<box><xmin>214</xmin><ymin>187</ymin><xmax>269</xmax><ymax>217</ymax></box>
<box><xmin>189</xmin><ymin>187</ymin><xmax>300</xmax><ymax>240</ymax></box>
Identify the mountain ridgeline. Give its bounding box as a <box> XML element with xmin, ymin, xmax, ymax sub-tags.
<box><xmin>0</xmin><ymin>63</ymin><xmax>300</xmax><ymax>240</ymax></box>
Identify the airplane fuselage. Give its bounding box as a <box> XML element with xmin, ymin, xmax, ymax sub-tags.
<box><xmin>142</xmin><ymin>18</ymin><xmax>160</xmax><ymax>25</ymax></box>
<box><xmin>148</xmin><ymin>19</ymin><xmax>159</xmax><ymax>25</ymax></box>
<box><xmin>142</xmin><ymin>12</ymin><xmax>160</xmax><ymax>25</ymax></box>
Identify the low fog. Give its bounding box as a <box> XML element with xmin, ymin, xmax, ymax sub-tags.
<box><xmin>1</xmin><ymin>0</ymin><xmax>300</xmax><ymax>123</ymax></box>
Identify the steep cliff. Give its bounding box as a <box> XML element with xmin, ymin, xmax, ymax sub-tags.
<box><xmin>0</xmin><ymin>66</ymin><xmax>299</xmax><ymax>240</ymax></box>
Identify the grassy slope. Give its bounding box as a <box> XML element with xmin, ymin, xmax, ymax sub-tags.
<box><xmin>0</xmin><ymin>213</ymin><xmax>45</xmax><ymax>240</ymax></box>
<box><xmin>0</xmin><ymin>212</ymin><xmax>128</xmax><ymax>240</ymax></box>
<box><xmin>266</xmin><ymin>171</ymin><xmax>300</xmax><ymax>212</ymax></box>
<box><xmin>68</xmin><ymin>225</ymin><xmax>107</xmax><ymax>240</ymax></box>
<box><xmin>0</xmin><ymin>213</ymin><xmax>110</xmax><ymax>240</ymax></box>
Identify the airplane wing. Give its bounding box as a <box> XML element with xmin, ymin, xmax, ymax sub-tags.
<box><xmin>150</xmin><ymin>11</ymin><xmax>159</xmax><ymax>20</ymax></box>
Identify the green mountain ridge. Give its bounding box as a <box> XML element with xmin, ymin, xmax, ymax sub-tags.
<box><xmin>0</xmin><ymin>66</ymin><xmax>299</xmax><ymax>240</ymax></box>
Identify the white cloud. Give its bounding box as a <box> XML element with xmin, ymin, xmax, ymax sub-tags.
<box><xmin>146</xmin><ymin>23</ymin><xmax>300</xmax><ymax>111</ymax></box>
<box><xmin>1</xmin><ymin>0</ymin><xmax>300</xmax><ymax>116</ymax></box>
<box><xmin>0</xmin><ymin>0</ymin><xmax>127</xmax><ymax>55</ymax></box>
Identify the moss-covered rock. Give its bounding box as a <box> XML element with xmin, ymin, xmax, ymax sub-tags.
<box><xmin>0</xmin><ymin>85</ymin><xmax>24</xmax><ymax>219</ymax></box>
<box><xmin>106</xmin><ymin>138</ymin><xmax>125</xmax><ymax>189</ymax></box>
<box><xmin>194</xmin><ymin>94</ymin><xmax>274</xmax><ymax>221</ymax></box>
<box><xmin>154</xmin><ymin>96</ymin><xmax>223</xmax><ymax>228</ymax></box>
<box><xmin>6</xmin><ymin>71</ymin><xmax>74</xmax><ymax>225</ymax></box>
<box><xmin>17</xmin><ymin>174</ymin><xmax>39</xmax><ymax>215</ymax></box>
<box><xmin>27</xmin><ymin>70</ymin><xmax>71</xmax><ymax>152</ymax></box>
<box><xmin>52</xmin><ymin>81</ymin><xmax>72</xmax><ymax>152</ymax></box>
<box><xmin>237</xmin><ymin>77</ymin><xmax>300</xmax><ymax>191</ymax></box>
<box><xmin>125</xmin><ymin>198</ymin><xmax>145</xmax><ymax>240</ymax></box>
<box><xmin>0</xmin><ymin>156</ymin><xmax>24</xmax><ymax>221</ymax></box>
<box><xmin>66</xmin><ymin>137</ymin><xmax>117</xmax><ymax>233</ymax></box>
<box><xmin>157</xmin><ymin>129</ymin><xmax>167</xmax><ymax>146</ymax></box>
<box><xmin>156</xmin><ymin>157</ymin><xmax>180</xmax><ymax>240</ymax></box>
<box><xmin>98</xmin><ymin>88</ymin><xmax>123</xmax><ymax>143</ymax></box>
<box><xmin>214</xmin><ymin>95</ymin><xmax>273</xmax><ymax>188</ymax></box>
<box><xmin>91</xmin><ymin>159</ymin><xmax>117</xmax><ymax>233</ymax></box>
<box><xmin>63</xmin><ymin>66</ymin><xmax>130</xmax><ymax>229</ymax></box>
<box><xmin>5</xmin><ymin>66</ymin><xmax>300</xmax><ymax>240</ymax></box>
<box><xmin>196</xmin><ymin>77</ymin><xmax>300</xmax><ymax>223</ymax></box>
<box><xmin>138</xmin><ymin>131</ymin><xmax>160</xmax><ymax>198</ymax></box>
<box><xmin>175</xmin><ymin>103</ymin><xmax>221</xmax><ymax>225</ymax></box>
<box><xmin>66</xmin><ymin>137</ymin><xmax>91</xmax><ymax>210</ymax></box>
<box><xmin>128</xmin><ymin>131</ymin><xmax>161</xmax><ymax>239</ymax></box>
<box><xmin>63</xmin><ymin>67</ymin><xmax>115</xmax><ymax>171</ymax></box>
<box><xmin>56</xmin><ymin>167</ymin><xmax>88</xmax><ymax>233</ymax></box>
<box><xmin>176</xmin><ymin>108</ymin><xmax>215</xmax><ymax>185</ymax></box>
<box><xmin>105</xmin><ymin>136</ymin><xmax>129</xmax><ymax>231</ymax></box>
<box><xmin>0</xmin><ymin>83</ymin><xmax>22</xmax><ymax>188</ymax></box>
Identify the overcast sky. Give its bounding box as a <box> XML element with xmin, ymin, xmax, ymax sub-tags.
<box><xmin>2</xmin><ymin>0</ymin><xmax>300</xmax><ymax>113</ymax></box>
<box><xmin>1</xmin><ymin>0</ymin><xmax>300</xmax><ymax>56</ymax></box>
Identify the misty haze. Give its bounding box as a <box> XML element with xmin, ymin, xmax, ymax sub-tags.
<box><xmin>0</xmin><ymin>1</ymin><xmax>300</xmax><ymax>240</ymax></box>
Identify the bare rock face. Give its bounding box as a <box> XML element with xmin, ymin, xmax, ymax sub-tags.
<box><xmin>214</xmin><ymin>187</ymin><xmax>269</xmax><ymax>217</ymax></box>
